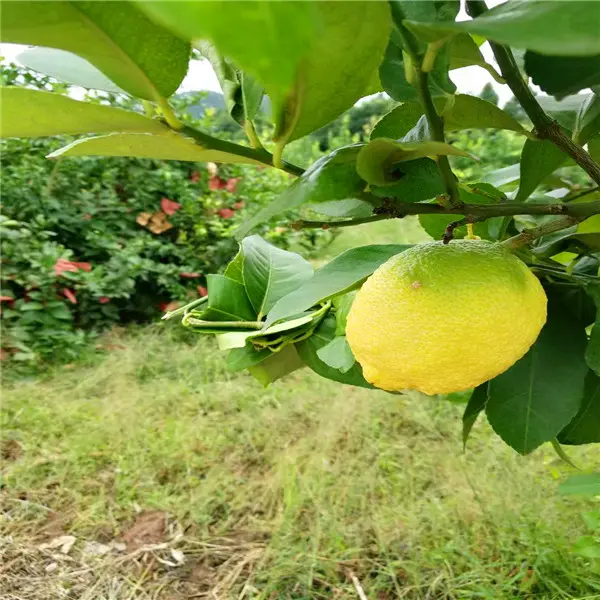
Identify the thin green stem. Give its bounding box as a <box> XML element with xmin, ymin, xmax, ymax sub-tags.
<box><xmin>180</xmin><ymin>125</ymin><xmax>304</xmax><ymax>177</ymax></box>
<box><xmin>244</xmin><ymin>120</ymin><xmax>264</xmax><ymax>150</ymax></box>
<box><xmin>157</xmin><ymin>97</ymin><xmax>183</xmax><ymax>131</ymax></box>
<box><xmin>466</xmin><ymin>0</ymin><xmax>600</xmax><ymax>186</ymax></box>
<box><xmin>293</xmin><ymin>214</ymin><xmax>390</xmax><ymax>230</ymax></box>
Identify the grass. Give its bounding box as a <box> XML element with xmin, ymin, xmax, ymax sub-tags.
<box><xmin>2</xmin><ymin>325</ymin><xmax>600</xmax><ymax>599</ymax></box>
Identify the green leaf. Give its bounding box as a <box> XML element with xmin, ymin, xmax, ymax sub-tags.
<box><xmin>533</xmin><ymin>230</ymin><xmax>600</xmax><ymax>258</ymax></box>
<box><xmin>558</xmin><ymin>472</ymin><xmax>600</xmax><ymax>496</ymax></box>
<box><xmin>356</xmin><ymin>138</ymin><xmax>474</xmax><ymax>186</ymax></box>
<box><xmin>241</xmin><ymin>236</ymin><xmax>313</xmax><ymax>319</ymax></box>
<box><xmin>196</xmin><ymin>41</ymin><xmax>264</xmax><ymax>126</ymax></box>
<box><xmin>201</xmin><ymin>274</ymin><xmax>256</xmax><ymax>322</ymax></box>
<box><xmin>526</xmin><ymin>52</ymin><xmax>600</xmax><ymax>100</ymax></box>
<box><xmin>515</xmin><ymin>139</ymin><xmax>569</xmax><ymax>201</ymax></box>
<box><xmin>226</xmin><ymin>345</ymin><xmax>271</xmax><ymax>373</ymax></box>
<box><xmin>369</xmin><ymin>158</ymin><xmax>445</xmax><ymax>203</ymax></box>
<box><xmin>305</xmin><ymin>199</ymin><xmax>374</xmax><ymax>220</ymax></box>
<box><xmin>558</xmin><ymin>370</ymin><xmax>600</xmax><ymax>445</ymax></box>
<box><xmin>296</xmin><ymin>315</ymin><xmax>374</xmax><ymax>388</ymax></box>
<box><xmin>137</xmin><ymin>1</ymin><xmax>318</xmax><ymax>101</ymax></box>
<box><xmin>46</xmin><ymin>132</ymin><xmax>264</xmax><ymax>165</ymax></box>
<box><xmin>316</xmin><ymin>335</ymin><xmax>355</xmax><ymax>373</ymax></box>
<box><xmin>441</xmin><ymin>95</ymin><xmax>525</xmax><ymax>133</ymax></box>
<box><xmin>223</xmin><ymin>250</ymin><xmax>244</xmax><ymax>284</ymax></box>
<box><xmin>404</xmin><ymin>1</ymin><xmax>600</xmax><ymax>57</ymax></box>
<box><xmin>273</xmin><ymin>2</ymin><xmax>391</xmax><ymax>144</ymax></box>
<box><xmin>485</xmin><ymin>305</ymin><xmax>588</xmax><ymax>455</ymax></box>
<box><xmin>576</xmin><ymin>93</ymin><xmax>600</xmax><ymax>143</ymax></box>
<box><xmin>1</xmin><ymin>1</ymin><xmax>189</xmax><ymax>99</ymax></box>
<box><xmin>235</xmin><ymin>145</ymin><xmax>367</xmax><ymax>238</ymax></box>
<box><xmin>585</xmin><ymin>284</ymin><xmax>600</xmax><ymax>376</ymax></box>
<box><xmin>371</xmin><ymin>102</ymin><xmax>424</xmax><ymax>140</ymax></box>
<box><xmin>15</xmin><ymin>46</ymin><xmax>125</xmax><ymax>94</ymax></box>
<box><xmin>590</xmin><ymin>137</ymin><xmax>600</xmax><ymax>164</ymax></box>
<box><xmin>481</xmin><ymin>163</ymin><xmax>521</xmax><ymax>188</ymax></box>
<box><xmin>247</xmin><ymin>344</ymin><xmax>305</xmax><ymax>387</ymax></box>
<box><xmin>462</xmin><ymin>383</ymin><xmax>489</xmax><ymax>449</ymax></box>
<box><xmin>447</xmin><ymin>33</ymin><xmax>504</xmax><ymax>83</ymax></box>
<box><xmin>265</xmin><ymin>244</ymin><xmax>411</xmax><ymax>327</ymax></box>
<box><xmin>0</xmin><ymin>88</ymin><xmax>167</xmax><ymax>138</ymax></box>
<box><xmin>572</xmin><ymin>536</ymin><xmax>600</xmax><ymax>558</ymax></box>
<box><xmin>333</xmin><ymin>291</ymin><xmax>356</xmax><ymax>337</ymax></box>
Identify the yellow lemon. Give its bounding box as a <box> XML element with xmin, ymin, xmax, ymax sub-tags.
<box><xmin>346</xmin><ymin>240</ymin><xmax>547</xmax><ymax>395</ymax></box>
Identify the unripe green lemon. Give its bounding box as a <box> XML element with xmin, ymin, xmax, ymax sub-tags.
<box><xmin>346</xmin><ymin>240</ymin><xmax>547</xmax><ymax>395</ymax></box>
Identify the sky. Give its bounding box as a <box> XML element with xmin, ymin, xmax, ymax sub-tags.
<box><xmin>0</xmin><ymin>0</ymin><xmax>512</xmax><ymax>105</ymax></box>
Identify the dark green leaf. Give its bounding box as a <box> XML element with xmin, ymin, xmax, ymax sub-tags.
<box><xmin>558</xmin><ymin>370</ymin><xmax>600</xmax><ymax>445</ymax></box>
<box><xmin>585</xmin><ymin>284</ymin><xmax>600</xmax><ymax>376</ymax></box>
<box><xmin>265</xmin><ymin>244</ymin><xmax>411</xmax><ymax>327</ymax></box>
<box><xmin>305</xmin><ymin>199</ymin><xmax>374</xmax><ymax>220</ymax></box>
<box><xmin>316</xmin><ymin>335</ymin><xmax>355</xmax><ymax>373</ymax></box>
<box><xmin>404</xmin><ymin>1</ymin><xmax>600</xmax><ymax>57</ymax></box>
<box><xmin>248</xmin><ymin>344</ymin><xmax>305</xmax><ymax>386</ymax></box>
<box><xmin>226</xmin><ymin>345</ymin><xmax>271</xmax><ymax>372</ymax></box>
<box><xmin>333</xmin><ymin>292</ymin><xmax>356</xmax><ymax>336</ymax></box>
<box><xmin>235</xmin><ymin>145</ymin><xmax>367</xmax><ymax>238</ymax></box>
<box><xmin>533</xmin><ymin>229</ymin><xmax>600</xmax><ymax>258</ymax></box>
<box><xmin>15</xmin><ymin>46</ymin><xmax>124</xmax><ymax>93</ymax></box>
<box><xmin>515</xmin><ymin>139</ymin><xmax>569</xmax><ymax>201</ymax></box>
<box><xmin>0</xmin><ymin>88</ymin><xmax>166</xmax><ymax>138</ymax></box>
<box><xmin>296</xmin><ymin>316</ymin><xmax>373</xmax><ymax>388</ymax></box>
<box><xmin>590</xmin><ymin>137</ymin><xmax>600</xmax><ymax>164</ymax></box>
<box><xmin>462</xmin><ymin>383</ymin><xmax>489</xmax><ymax>448</ymax></box>
<box><xmin>1</xmin><ymin>1</ymin><xmax>189</xmax><ymax>99</ymax></box>
<box><xmin>201</xmin><ymin>274</ymin><xmax>256</xmax><ymax>322</ymax></box>
<box><xmin>371</xmin><ymin>101</ymin><xmax>424</xmax><ymax>140</ymax></box>
<box><xmin>370</xmin><ymin>158</ymin><xmax>445</xmax><ymax>203</ymax></box>
<box><xmin>485</xmin><ymin>305</ymin><xmax>588</xmax><ymax>454</ymax></box>
<box><xmin>576</xmin><ymin>93</ymin><xmax>600</xmax><ymax>143</ymax></box>
<box><xmin>526</xmin><ymin>52</ymin><xmax>600</xmax><ymax>100</ymax></box>
<box><xmin>47</xmin><ymin>132</ymin><xmax>264</xmax><ymax>165</ymax></box>
<box><xmin>558</xmin><ymin>472</ymin><xmax>600</xmax><ymax>496</ymax></box>
<box><xmin>241</xmin><ymin>236</ymin><xmax>313</xmax><ymax>319</ymax></box>
<box><xmin>356</xmin><ymin>138</ymin><xmax>473</xmax><ymax>186</ymax></box>
<box><xmin>240</xmin><ymin>72</ymin><xmax>264</xmax><ymax>123</ymax></box>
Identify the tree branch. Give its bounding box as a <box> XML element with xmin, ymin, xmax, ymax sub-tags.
<box><xmin>466</xmin><ymin>0</ymin><xmax>600</xmax><ymax>186</ymax></box>
<box><xmin>502</xmin><ymin>216</ymin><xmax>578</xmax><ymax>250</ymax></box>
<box><xmin>179</xmin><ymin>125</ymin><xmax>305</xmax><ymax>177</ymax></box>
<box><xmin>294</xmin><ymin>199</ymin><xmax>600</xmax><ymax>230</ymax></box>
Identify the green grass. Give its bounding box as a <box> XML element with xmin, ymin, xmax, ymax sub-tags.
<box><xmin>2</xmin><ymin>326</ymin><xmax>599</xmax><ymax>599</ymax></box>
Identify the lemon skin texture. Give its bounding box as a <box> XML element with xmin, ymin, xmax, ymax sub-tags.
<box><xmin>345</xmin><ymin>240</ymin><xmax>547</xmax><ymax>395</ymax></box>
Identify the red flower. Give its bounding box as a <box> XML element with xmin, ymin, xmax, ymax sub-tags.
<box><xmin>54</xmin><ymin>258</ymin><xmax>90</xmax><ymax>276</ymax></box>
<box><xmin>160</xmin><ymin>198</ymin><xmax>181</xmax><ymax>216</ymax></box>
<box><xmin>0</xmin><ymin>296</ymin><xmax>14</xmax><ymax>303</ymax></box>
<box><xmin>208</xmin><ymin>176</ymin><xmax>227</xmax><ymax>191</ymax></box>
<box><xmin>197</xmin><ymin>286</ymin><xmax>208</xmax><ymax>297</ymax></box>
<box><xmin>179</xmin><ymin>272</ymin><xmax>201</xmax><ymax>278</ymax></box>
<box><xmin>99</xmin><ymin>296</ymin><xmax>111</xmax><ymax>304</ymax></box>
<box><xmin>233</xmin><ymin>201</ymin><xmax>245</xmax><ymax>210</ymax></box>
<box><xmin>217</xmin><ymin>208</ymin><xmax>235</xmax><ymax>219</ymax></box>
<box><xmin>190</xmin><ymin>171</ymin><xmax>201</xmax><ymax>183</ymax></box>
<box><xmin>225</xmin><ymin>177</ymin><xmax>240</xmax><ymax>193</ymax></box>
<box><xmin>62</xmin><ymin>288</ymin><xmax>77</xmax><ymax>304</ymax></box>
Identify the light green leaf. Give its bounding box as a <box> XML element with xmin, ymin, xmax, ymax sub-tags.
<box><xmin>515</xmin><ymin>139</ymin><xmax>569</xmax><ymax>201</ymax></box>
<box><xmin>296</xmin><ymin>316</ymin><xmax>373</xmax><ymax>388</ymax></box>
<box><xmin>576</xmin><ymin>93</ymin><xmax>600</xmax><ymax>143</ymax></box>
<box><xmin>558</xmin><ymin>473</ymin><xmax>600</xmax><ymax>496</ymax></box>
<box><xmin>462</xmin><ymin>383</ymin><xmax>489</xmax><ymax>448</ymax></box>
<box><xmin>240</xmin><ymin>72</ymin><xmax>264</xmax><ymax>123</ymax></box>
<box><xmin>371</xmin><ymin>102</ymin><xmax>424</xmax><ymax>141</ymax></box>
<box><xmin>241</xmin><ymin>236</ymin><xmax>313</xmax><ymax>319</ymax></box>
<box><xmin>404</xmin><ymin>1</ymin><xmax>600</xmax><ymax>57</ymax></box>
<box><xmin>201</xmin><ymin>274</ymin><xmax>256</xmax><ymax>322</ymax></box>
<box><xmin>316</xmin><ymin>335</ymin><xmax>356</xmax><ymax>373</ymax></box>
<box><xmin>223</xmin><ymin>250</ymin><xmax>244</xmax><ymax>284</ymax></box>
<box><xmin>47</xmin><ymin>132</ymin><xmax>264</xmax><ymax>165</ymax></box>
<box><xmin>1</xmin><ymin>1</ymin><xmax>189</xmax><ymax>99</ymax></box>
<box><xmin>356</xmin><ymin>138</ymin><xmax>474</xmax><ymax>186</ymax></box>
<box><xmin>226</xmin><ymin>345</ymin><xmax>271</xmax><ymax>373</ymax></box>
<box><xmin>0</xmin><ymin>88</ymin><xmax>167</xmax><ymax>138</ymax></box>
<box><xmin>572</xmin><ymin>536</ymin><xmax>600</xmax><ymax>558</ymax></box>
<box><xmin>526</xmin><ymin>51</ymin><xmax>600</xmax><ymax>100</ymax></box>
<box><xmin>305</xmin><ymin>199</ymin><xmax>374</xmax><ymax>220</ymax></box>
<box><xmin>558</xmin><ymin>370</ymin><xmax>600</xmax><ymax>445</ymax></box>
<box><xmin>15</xmin><ymin>47</ymin><xmax>125</xmax><ymax>94</ymax></box>
<box><xmin>274</xmin><ymin>1</ymin><xmax>391</xmax><ymax>144</ymax></box>
<box><xmin>265</xmin><ymin>244</ymin><xmax>411</xmax><ymax>327</ymax></box>
<box><xmin>248</xmin><ymin>344</ymin><xmax>305</xmax><ymax>387</ymax></box>
<box><xmin>481</xmin><ymin>163</ymin><xmax>520</xmax><ymax>188</ymax></box>
<box><xmin>585</xmin><ymin>284</ymin><xmax>600</xmax><ymax>377</ymax></box>
<box><xmin>333</xmin><ymin>292</ymin><xmax>356</xmax><ymax>337</ymax></box>
<box><xmin>447</xmin><ymin>33</ymin><xmax>504</xmax><ymax>83</ymax></box>
<box><xmin>441</xmin><ymin>94</ymin><xmax>526</xmax><ymax>133</ymax></box>
<box><xmin>486</xmin><ymin>305</ymin><xmax>588</xmax><ymax>455</ymax></box>
<box><xmin>137</xmin><ymin>1</ymin><xmax>318</xmax><ymax>100</ymax></box>
<box><xmin>235</xmin><ymin>145</ymin><xmax>367</xmax><ymax>238</ymax></box>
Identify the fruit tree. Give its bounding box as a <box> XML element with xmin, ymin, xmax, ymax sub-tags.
<box><xmin>2</xmin><ymin>1</ymin><xmax>600</xmax><ymax>458</ymax></box>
